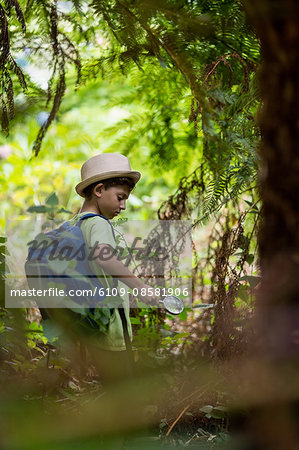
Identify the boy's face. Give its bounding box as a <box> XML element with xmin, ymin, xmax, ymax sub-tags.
<box><xmin>94</xmin><ymin>184</ymin><xmax>131</xmax><ymax>219</ymax></box>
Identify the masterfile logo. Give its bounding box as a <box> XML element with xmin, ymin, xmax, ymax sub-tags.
<box><xmin>5</xmin><ymin>218</ymin><xmax>192</xmax><ymax>308</ymax></box>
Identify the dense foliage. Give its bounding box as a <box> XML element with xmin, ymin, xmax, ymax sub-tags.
<box><xmin>2</xmin><ymin>1</ymin><xmax>297</xmax><ymax>449</ymax></box>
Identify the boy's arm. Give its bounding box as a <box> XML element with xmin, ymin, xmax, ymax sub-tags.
<box><xmin>93</xmin><ymin>243</ymin><xmax>157</xmax><ymax>304</ymax></box>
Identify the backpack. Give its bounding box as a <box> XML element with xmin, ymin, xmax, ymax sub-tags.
<box><xmin>25</xmin><ymin>212</ymin><xmax>134</xmax><ymax>363</ymax></box>
<box><xmin>25</xmin><ymin>213</ymin><xmax>118</xmax><ymax>327</ymax></box>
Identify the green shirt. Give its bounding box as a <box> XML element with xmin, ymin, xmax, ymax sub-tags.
<box><xmin>69</xmin><ymin>213</ymin><xmax>132</xmax><ymax>351</ymax></box>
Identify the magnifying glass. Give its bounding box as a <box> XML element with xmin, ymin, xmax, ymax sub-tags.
<box><xmin>159</xmin><ymin>296</ymin><xmax>215</xmax><ymax>314</ymax></box>
<box><xmin>159</xmin><ymin>295</ymin><xmax>184</xmax><ymax>315</ymax></box>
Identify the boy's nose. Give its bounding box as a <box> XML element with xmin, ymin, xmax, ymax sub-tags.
<box><xmin>120</xmin><ymin>200</ymin><xmax>126</xmax><ymax>210</ymax></box>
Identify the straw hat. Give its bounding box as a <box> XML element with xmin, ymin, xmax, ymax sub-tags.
<box><xmin>75</xmin><ymin>153</ymin><xmax>141</xmax><ymax>197</ymax></box>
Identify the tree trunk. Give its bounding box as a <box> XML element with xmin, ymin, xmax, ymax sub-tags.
<box><xmin>243</xmin><ymin>1</ymin><xmax>299</xmax><ymax>448</ymax></box>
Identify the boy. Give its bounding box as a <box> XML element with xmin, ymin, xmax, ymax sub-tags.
<box><xmin>71</xmin><ymin>153</ymin><xmax>156</xmax><ymax>381</ymax></box>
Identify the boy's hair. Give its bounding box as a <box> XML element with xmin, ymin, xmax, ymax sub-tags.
<box><xmin>82</xmin><ymin>176</ymin><xmax>135</xmax><ymax>200</ymax></box>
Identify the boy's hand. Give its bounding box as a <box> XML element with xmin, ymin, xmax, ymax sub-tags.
<box><xmin>137</xmin><ymin>283</ymin><xmax>160</xmax><ymax>307</ymax></box>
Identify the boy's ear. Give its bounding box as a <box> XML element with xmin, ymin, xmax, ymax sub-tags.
<box><xmin>93</xmin><ymin>183</ymin><xmax>104</xmax><ymax>198</ymax></box>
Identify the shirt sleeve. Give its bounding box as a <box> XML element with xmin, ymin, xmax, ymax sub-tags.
<box><xmin>87</xmin><ymin>216</ymin><xmax>116</xmax><ymax>250</ymax></box>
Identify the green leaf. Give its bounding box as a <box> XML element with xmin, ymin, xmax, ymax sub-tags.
<box><xmin>172</xmin><ymin>332</ymin><xmax>190</xmax><ymax>339</ymax></box>
<box><xmin>237</xmin><ymin>285</ymin><xmax>249</xmax><ymax>303</ymax></box>
<box><xmin>210</xmin><ymin>406</ymin><xmax>228</xmax><ymax>419</ymax></box>
<box><xmin>57</xmin><ymin>207</ymin><xmax>73</xmax><ymax>214</ymax></box>
<box><xmin>28</xmin><ymin>321</ymin><xmax>43</xmax><ymax>332</ymax></box>
<box><xmin>41</xmin><ymin>320</ymin><xmax>62</xmax><ymax>343</ymax></box>
<box><xmin>46</xmin><ymin>192</ymin><xmax>59</xmax><ymax>206</ymax></box>
<box><xmin>177</xmin><ymin>308</ymin><xmax>188</xmax><ymax>321</ymax></box>
<box><xmin>200</xmin><ymin>405</ymin><xmax>213</xmax><ymax>414</ymax></box>
<box><xmin>130</xmin><ymin>317</ymin><xmax>141</xmax><ymax>325</ymax></box>
<box><xmin>246</xmin><ymin>253</ymin><xmax>255</xmax><ymax>265</ymax></box>
<box><xmin>27</xmin><ymin>205</ymin><xmax>48</xmax><ymax>213</ymax></box>
<box><xmin>239</xmin><ymin>275</ymin><xmax>261</xmax><ymax>289</ymax></box>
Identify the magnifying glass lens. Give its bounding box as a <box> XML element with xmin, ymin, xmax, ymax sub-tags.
<box><xmin>162</xmin><ymin>295</ymin><xmax>184</xmax><ymax>314</ymax></box>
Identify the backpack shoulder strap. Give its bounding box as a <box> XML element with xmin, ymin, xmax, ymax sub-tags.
<box><xmin>77</xmin><ymin>213</ymin><xmax>103</xmax><ymax>223</ymax></box>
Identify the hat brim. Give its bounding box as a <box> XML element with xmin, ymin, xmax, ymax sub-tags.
<box><xmin>75</xmin><ymin>170</ymin><xmax>141</xmax><ymax>197</ymax></box>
